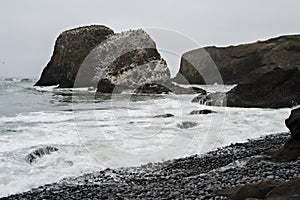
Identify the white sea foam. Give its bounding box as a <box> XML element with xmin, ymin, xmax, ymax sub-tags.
<box><xmin>0</xmin><ymin>81</ymin><xmax>293</xmax><ymax>197</ymax></box>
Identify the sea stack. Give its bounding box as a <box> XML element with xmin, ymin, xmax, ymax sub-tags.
<box><xmin>173</xmin><ymin>35</ymin><xmax>300</xmax><ymax>85</ymax></box>
<box><xmin>35</xmin><ymin>25</ymin><xmax>114</xmax><ymax>88</ymax></box>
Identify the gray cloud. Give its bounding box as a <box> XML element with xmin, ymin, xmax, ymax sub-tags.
<box><xmin>1</xmin><ymin>0</ymin><xmax>300</xmax><ymax>78</ymax></box>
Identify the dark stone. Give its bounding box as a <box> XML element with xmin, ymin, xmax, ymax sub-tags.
<box><xmin>177</xmin><ymin>121</ymin><xmax>198</xmax><ymax>129</ymax></box>
<box><xmin>225</xmin><ymin>68</ymin><xmax>300</xmax><ymax>108</ymax></box>
<box><xmin>214</xmin><ymin>179</ymin><xmax>300</xmax><ymax>200</ymax></box>
<box><xmin>196</xmin><ymin>68</ymin><xmax>300</xmax><ymax>108</ymax></box>
<box><xmin>21</xmin><ymin>78</ymin><xmax>31</xmax><ymax>82</ymax></box>
<box><xmin>266</xmin><ymin>179</ymin><xmax>300</xmax><ymax>200</ymax></box>
<box><xmin>266</xmin><ymin>108</ymin><xmax>300</xmax><ymax>162</ymax></box>
<box><xmin>213</xmin><ymin>180</ymin><xmax>279</xmax><ymax>200</ymax></box>
<box><xmin>153</xmin><ymin>113</ymin><xmax>174</xmax><ymax>118</ymax></box>
<box><xmin>25</xmin><ymin>146</ymin><xmax>59</xmax><ymax>164</ymax></box>
<box><xmin>96</xmin><ymin>79</ymin><xmax>116</xmax><ymax>93</ymax></box>
<box><xmin>96</xmin><ymin>79</ymin><xmax>126</xmax><ymax>94</ymax></box>
<box><xmin>134</xmin><ymin>83</ymin><xmax>172</xmax><ymax>94</ymax></box>
<box><xmin>285</xmin><ymin>107</ymin><xmax>300</xmax><ymax>140</ymax></box>
<box><xmin>192</xmin><ymin>92</ymin><xmax>226</xmax><ymax>106</ymax></box>
<box><xmin>35</xmin><ymin>25</ymin><xmax>114</xmax><ymax>87</ymax></box>
<box><xmin>189</xmin><ymin>109</ymin><xmax>216</xmax><ymax>115</ymax></box>
<box><xmin>173</xmin><ymin>34</ymin><xmax>300</xmax><ymax>85</ymax></box>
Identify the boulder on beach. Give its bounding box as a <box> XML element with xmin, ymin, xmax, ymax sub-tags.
<box><xmin>213</xmin><ymin>179</ymin><xmax>300</xmax><ymax>200</ymax></box>
<box><xmin>35</xmin><ymin>25</ymin><xmax>114</xmax><ymax>88</ymax></box>
<box><xmin>173</xmin><ymin>34</ymin><xmax>300</xmax><ymax>85</ymax></box>
<box><xmin>285</xmin><ymin>107</ymin><xmax>300</xmax><ymax>140</ymax></box>
<box><xmin>267</xmin><ymin>107</ymin><xmax>300</xmax><ymax>162</ymax></box>
<box><xmin>193</xmin><ymin>68</ymin><xmax>300</xmax><ymax>108</ymax></box>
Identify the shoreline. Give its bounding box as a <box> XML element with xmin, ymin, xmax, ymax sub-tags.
<box><xmin>4</xmin><ymin>132</ymin><xmax>300</xmax><ymax>199</ymax></box>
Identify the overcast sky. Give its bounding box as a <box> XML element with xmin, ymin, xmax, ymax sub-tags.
<box><xmin>1</xmin><ymin>0</ymin><xmax>300</xmax><ymax>78</ymax></box>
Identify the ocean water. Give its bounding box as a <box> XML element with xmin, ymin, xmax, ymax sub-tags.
<box><xmin>0</xmin><ymin>78</ymin><xmax>292</xmax><ymax>197</ymax></box>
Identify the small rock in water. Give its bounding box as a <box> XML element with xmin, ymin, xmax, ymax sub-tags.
<box><xmin>25</xmin><ymin>146</ymin><xmax>59</xmax><ymax>164</ymax></box>
<box><xmin>177</xmin><ymin>121</ymin><xmax>198</xmax><ymax>129</ymax></box>
<box><xmin>189</xmin><ymin>109</ymin><xmax>217</xmax><ymax>115</ymax></box>
<box><xmin>153</xmin><ymin>113</ymin><xmax>174</xmax><ymax>118</ymax></box>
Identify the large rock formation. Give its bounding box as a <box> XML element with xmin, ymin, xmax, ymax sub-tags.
<box><xmin>193</xmin><ymin>68</ymin><xmax>300</xmax><ymax>108</ymax></box>
<box><xmin>268</xmin><ymin>107</ymin><xmax>300</xmax><ymax>162</ymax></box>
<box><xmin>77</xmin><ymin>29</ymin><xmax>170</xmax><ymax>89</ymax></box>
<box><xmin>173</xmin><ymin>35</ymin><xmax>300</xmax><ymax>84</ymax></box>
<box><xmin>35</xmin><ymin>25</ymin><xmax>114</xmax><ymax>88</ymax></box>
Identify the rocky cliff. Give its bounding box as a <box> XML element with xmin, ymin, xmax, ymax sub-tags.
<box><xmin>192</xmin><ymin>67</ymin><xmax>300</xmax><ymax>108</ymax></box>
<box><xmin>173</xmin><ymin>35</ymin><xmax>300</xmax><ymax>84</ymax></box>
<box><xmin>76</xmin><ymin>29</ymin><xmax>170</xmax><ymax>88</ymax></box>
<box><xmin>35</xmin><ymin>25</ymin><xmax>114</xmax><ymax>88</ymax></box>
<box><xmin>35</xmin><ymin>26</ymin><xmax>172</xmax><ymax>89</ymax></box>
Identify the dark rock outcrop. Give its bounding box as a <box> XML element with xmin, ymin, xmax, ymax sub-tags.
<box><xmin>153</xmin><ymin>113</ymin><xmax>174</xmax><ymax>118</ymax></box>
<box><xmin>194</xmin><ymin>68</ymin><xmax>300</xmax><ymax>108</ymax></box>
<box><xmin>285</xmin><ymin>107</ymin><xmax>300</xmax><ymax>140</ymax></box>
<box><xmin>213</xmin><ymin>180</ymin><xmax>279</xmax><ymax>200</ymax></box>
<box><xmin>35</xmin><ymin>25</ymin><xmax>208</xmax><ymax>95</ymax></box>
<box><xmin>267</xmin><ymin>108</ymin><xmax>300</xmax><ymax>162</ymax></box>
<box><xmin>192</xmin><ymin>92</ymin><xmax>226</xmax><ymax>106</ymax></box>
<box><xmin>25</xmin><ymin>146</ymin><xmax>59</xmax><ymax>164</ymax></box>
<box><xmin>167</xmin><ymin>84</ymin><xmax>207</xmax><ymax>95</ymax></box>
<box><xmin>189</xmin><ymin>109</ymin><xmax>217</xmax><ymax>115</ymax></box>
<box><xmin>214</xmin><ymin>179</ymin><xmax>300</xmax><ymax>200</ymax></box>
<box><xmin>173</xmin><ymin>34</ymin><xmax>300</xmax><ymax>85</ymax></box>
<box><xmin>96</xmin><ymin>79</ymin><xmax>128</xmax><ymax>94</ymax></box>
<box><xmin>35</xmin><ymin>25</ymin><xmax>114</xmax><ymax>88</ymax></box>
<box><xmin>134</xmin><ymin>83</ymin><xmax>171</xmax><ymax>94</ymax></box>
<box><xmin>133</xmin><ymin>82</ymin><xmax>207</xmax><ymax>95</ymax></box>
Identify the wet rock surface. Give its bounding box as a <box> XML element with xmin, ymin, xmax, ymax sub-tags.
<box><xmin>35</xmin><ymin>25</ymin><xmax>114</xmax><ymax>88</ymax></box>
<box><xmin>25</xmin><ymin>146</ymin><xmax>59</xmax><ymax>164</ymax></box>
<box><xmin>173</xmin><ymin>34</ymin><xmax>300</xmax><ymax>85</ymax></box>
<box><xmin>134</xmin><ymin>83</ymin><xmax>172</xmax><ymax>94</ymax></box>
<box><xmin>153</xmin><ymin>113</ymin><xmax>175</xmax><ymax>118</ymax></box>
<box><xmin>214</xmin><ymin>179</ymin><xmax>300</xmax><ymax>200</ymax></box>
<box><xmin>189</xmin><ymin>109</ymin><xmax>217</xmax><ymax>115</ymax></box>
<box><xmin>194</xmin><ymin>68</ymin><xmax>300</xmax><ymax>108</ymax></box>
<box><xmin>285</xmin><ymin>107</ymin><xmax>300</xmax><ymax>140</ymax></box>
<box><xmin>266</xmin><ymin>108</ymin><xmax>300</xmax><ymax>162</ymax></box>
<box><xmin>4</xmin><ymin>133</ymin><xmax>300</xmax><ymax>199</ymax></box>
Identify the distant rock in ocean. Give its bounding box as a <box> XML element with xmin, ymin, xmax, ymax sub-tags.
<box><xmin>35</xmin><ymin>26</ymin><xmax>173</xmax><ymax>91</ymax></box>
<box><xmin>78</xmin><ymin>28</ymin><xmax>170</xmax><ymax>89</ymax></box>
<box><xmin>192</xmin><ymin>68</ymin><xmax>300</xmax><ymax>108</ymax></box>
<box><xmin>35</xmin><ymin>25</ymin><xmax>114</xmax><ymax>88</ymax></box>
<box><xmin>173</xmin><ymin>35</ymin><xmax>300</xmax><ymax>85</ymax></box>
<box><xmin>35</xmin><ymin>25</ymin><xmax>208</xmax><ymax>95</ymax></box>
